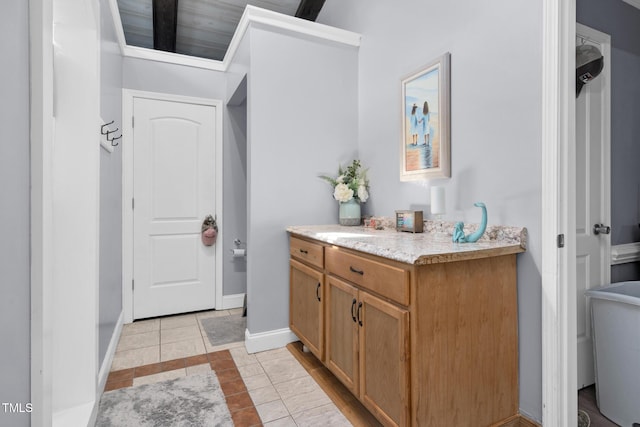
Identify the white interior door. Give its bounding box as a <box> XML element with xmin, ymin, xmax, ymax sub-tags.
<box><xmin>133</xmin><ymin>96</ymin><xmax>217</xmax><ymax>319</ymax></box>
<box><xmin>575</xmin><ymin>24</ymin><xmax>611</xmax><ymax>389</ymax></box>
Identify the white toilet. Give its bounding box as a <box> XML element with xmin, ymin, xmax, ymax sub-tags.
<box><xmin>586</xmin><ymin>281</ymin><xmax>640</xmax><ymax>427</ymax></box>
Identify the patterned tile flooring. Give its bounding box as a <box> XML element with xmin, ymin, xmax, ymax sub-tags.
<box><xmin>104</xmin><ymin>309</ymin><xmax>351</xmax><ymax>426</ymax></box>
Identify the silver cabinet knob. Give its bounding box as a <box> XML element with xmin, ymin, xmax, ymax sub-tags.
<box><xmin>593</xmin><ymin>224</ymin><xmax>611</xmax><ymax>235</ymax></box>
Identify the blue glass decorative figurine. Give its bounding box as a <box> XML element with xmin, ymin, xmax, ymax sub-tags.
<box><xmin>452</xmin><ymin>202</ymin><xmax>487</xmax><ymax>243</ymax></box>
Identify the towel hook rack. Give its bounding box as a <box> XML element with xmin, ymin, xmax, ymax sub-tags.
<box><xmin>100</xmin><ymin>120</ymin><xmax>122</xmax><ymax>148</ymax></box>
<box><xmin>101</xmin><ymin>121</ymin><xmax>115</xmax><ymax>135</ymax></box>
<box><xmin>108</xmin><ymin>133</ymin><xmax>122</xmax><ymax>147</ymax></box>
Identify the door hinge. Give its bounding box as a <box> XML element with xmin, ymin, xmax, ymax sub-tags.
<box><xmin>132</xmin><ymin>279</ymin><xmax>134</xmax><ymax>290</ymax></box>
<box><xmin>557</xmin><ymin>234</ymin><xmax>565</xmax><ymax>248</ymax></box>
<box><xmin>132</xmin><ymin>198</ymin><xmax>134</xmax><ymax>210</ymax></box>
<box><xmin>132</xmin><ymin>116</ymin><xmax>134</xmax><ymax>128</ymax></box>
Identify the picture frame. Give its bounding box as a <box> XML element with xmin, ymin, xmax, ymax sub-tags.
<box><xmin>400</xmin><ymin>52</ymin><xmax>451</xmax><ymax>181</ymax></box>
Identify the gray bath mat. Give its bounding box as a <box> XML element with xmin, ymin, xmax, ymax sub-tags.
<box><xmin>201</xmin><ymin>314</ymin><xmax>246</xmax><ymax>346</ymax></box>
<box><xmin>95</xmin><ymin>372</ymin><xmax>231</xmax><ymax>427</ymax></box>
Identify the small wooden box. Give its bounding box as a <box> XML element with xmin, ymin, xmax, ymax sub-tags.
<box><xmin>395</xmin><ymin>210</ymin><xmax>424</xmax><ymax>233</ymax></box>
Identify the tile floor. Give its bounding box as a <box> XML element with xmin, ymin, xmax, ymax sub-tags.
<box><xmin>105</xmin><ymin>309</ymin><xmax>351</xmax><ymax>427</ymax></box>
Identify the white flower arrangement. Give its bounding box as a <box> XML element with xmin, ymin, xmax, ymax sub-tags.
<box><xmin>333</xmin><ymin>183</ymin><xmax>354</xmax><ymax>202</ymax></box>
<box><xmin>320</xmin><ymin>160</ymin><xmax>370</xmax><ymax>203</ymax></box>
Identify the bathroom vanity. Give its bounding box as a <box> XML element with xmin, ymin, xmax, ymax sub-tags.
<box><xmin>288</xmin><ymin>222</ymin><xmax>527</xmax><ymax>427</ymax></box>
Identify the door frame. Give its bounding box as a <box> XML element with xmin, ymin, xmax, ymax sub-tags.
<box><xmin>30</xmin><ymin>0</ymin><xmax>101</xmax><ymax>424</ymax></box>
<box><xmin>122</xmin><ymin>89</ymin><xmax>224</xmax><ymax>323</ymax></box>
<box><xmin>541</xmin><ymin>0</ymin><xmax>576</xmax><ymax>425</ymax></box>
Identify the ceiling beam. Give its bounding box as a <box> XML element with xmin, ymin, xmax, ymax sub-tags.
<box><xmin>295</xmin><ymin>0</ymin><xmax>326</xmax><ymax>21</ymax></box>
<box><xmin>153</xmin><ymin>0</ymin><xmax>178</xmax><ymax>52</ymax></box>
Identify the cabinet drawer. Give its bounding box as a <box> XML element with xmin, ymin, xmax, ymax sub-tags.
<box><xmin>326</xmin><ymin>247</ymin><xmax>410</xmax><ymax>306</ymax></box>
<box><xmin>290</xmin><ymin>236</ymin><xmax>324</xmax><ymax>269</ymax></box>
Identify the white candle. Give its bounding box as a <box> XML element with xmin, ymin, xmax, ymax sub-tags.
<box><xmin>431</xmin><ymin>186</ymin><xmax>445</xmax><ymax>215</ymax></box>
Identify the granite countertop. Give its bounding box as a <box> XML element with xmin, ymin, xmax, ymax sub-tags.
<box><xmin>287</xmin><ymin>221</ymin><xmax>527</xmax><ymax>266</ymax></box>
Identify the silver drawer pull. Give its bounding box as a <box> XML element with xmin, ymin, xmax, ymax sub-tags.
<box><xmin>349</xmin><ymin>266</ymin><xmax>364</xmax><ymax>275</ymax></box>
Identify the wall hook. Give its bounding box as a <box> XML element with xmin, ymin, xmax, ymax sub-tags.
<box><xmin>109</xmin><ymin>134</ymin><xmax>122</xmax><ymax>146</ymax></box>
<box><xmin>101</xmin><ymin>121</ymin><xmax>115</xmax><ymax>135</ymax></box>
<box><xmin>100</xmin><ymin>120</ymin><xmax>122</xmax><ymax>151</ymax></box>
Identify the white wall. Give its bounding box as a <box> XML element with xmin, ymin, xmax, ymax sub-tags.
<box><xmin>0</xmin><ymin>0</ymin><xmax>31</xmax><ymax>425</ymax></box>
<box><xmin>319</xmin><ymin>0</ymin><xmax>543</xmax><ymax>420</ymax></box>
<box><xmin>223</xmin><ymin>37</ymin><xmax>252</xmax><ymax>301</ymax></box>
<box><xmin>224</xmin><ymin>94</ymin><xmax>248</xmax><ymax>298</ymax></box>
<box><xmin>123</xmin><ymin>57</ymin><xmax>227</xmax><ymax>99</ymax></box>
<box><xmin>98</xmin><ymin>0</ymin><xmax>124</xmax><ymax>368</ymax></box>
<box><xmin>50</xmin><ymin>0</ymin><xmax>101</xmax><ymax>421</ymax></box>
<box><xmin>244</xmin><ymin>26</ymin><xmax>359</xmax><ymax>335</ymax></box>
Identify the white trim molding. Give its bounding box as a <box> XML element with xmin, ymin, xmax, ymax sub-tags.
<box><xmin>611</xmin><ymin>243</ymin><xmax>640</xmax><ymax>265</ymax></box>
<box><xmin>107</xmin><ymin>0</ymin><xmax>126</xmax><ymax>56</ymax></box>
<box><xmin>122</xmin><ymin>44</ymin><xmax>226</xmax><ymax>71</ymax></box>
<box><xmin>226</xmin><ymin>5</ymin><xmax>361</xmax><ymax>69</ymax></box>
<box><xmin>97</xmin><ymin>312</ymin><xmax>124</xmax><ymax>395</ymax></box>
<box><xmin>541</xmin><ymin>0</ymin><xmax>577</xmax><ymax>425</ymax></box>
<box><xmin>41</xmin><ymin>1</ymin><xmax>102</xmax><ymax>425</ymax></box>
<box><xmin>91</xmin><ymin>311</ymin><xmax>124</xmax><ymax>426</ymax></box>
<box><xmin>107</xmin><ymin>1</ymin><xmax>361</xmax><ymax>71</ymax></box>
<box><xmin>222</xmin><ymin>293</ymin><xmax>246</xmax><ymax>310</ymax></box>
<box><xmin>244</xmin><ymin>328</ymin><xmax>299</xmax><ymax>354</ymax></box>
<box><xmin>52</xmin><ymin>402</ymin><xmax>95</xmax><ymax>427</ymax></box>
<box><xmin>122</xmin><ymin>90</ymin><xmax>224</xmax><ymax>323</ymax></box>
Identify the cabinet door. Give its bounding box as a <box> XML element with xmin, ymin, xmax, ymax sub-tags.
<box><xmin>289</xmin><ymin>259</ymin><xmax>324</xmax><ymax>360</ymax></box>
<box><xmin>359</xmin><ymin>292</ymin><xmax>410</xmax><ymax>427</ymax></box>
<box><xmin>325</xmin><ymin>276</ymin><xmax>360</xmax><ymax>395</ymax></box>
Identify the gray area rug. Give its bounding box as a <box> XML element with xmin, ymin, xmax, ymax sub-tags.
<box><xmin>201</xmin><ymin>314</ymin><xmax>246</xmax><ymax>346</ymax></box>
<box><xmin>96</xmin><ymin>372</ymin><xmax>231</xmax><ymax>427</ymax></box>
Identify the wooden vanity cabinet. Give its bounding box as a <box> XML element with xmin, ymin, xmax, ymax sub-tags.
<box><xmin>325</xmin><ymin>249</ymin><xmax>410</xmax><ymax>427</ymax></box>
<box><xmin>325</xmin><ymin>276</ymin><xmax>359</xmax><ymax>393</ymax></box>
<box><xmin>289</xmin><ymin>234</ymin><xmax>520</xmax><ymax>427</ymax></box>
<box><xmin>289</xmin><ymin>237</ymin><xmax>325</xmax><ymax>360</ymax></box>
<box><xmin>358</xmin><ymin>291</ymin><xmax>409</xmax><ymax>426</ymax></box>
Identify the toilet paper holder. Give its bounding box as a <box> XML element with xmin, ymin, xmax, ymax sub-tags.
<box><xmin>231</xmin><ymin>238</ymin><xmax>246</xmax><ymax>257</ymax></box>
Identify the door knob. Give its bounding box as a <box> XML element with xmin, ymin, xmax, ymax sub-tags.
<box><xmin>593</xmin><ymin>223</ymin><xmax>611</xmax><ymax>235</ymax></box>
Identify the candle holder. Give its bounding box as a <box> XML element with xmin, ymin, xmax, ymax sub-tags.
<box><xmin>430</xmin><ymin>186</ymin><xmax>445</xmax><ymax>220</ymax></box>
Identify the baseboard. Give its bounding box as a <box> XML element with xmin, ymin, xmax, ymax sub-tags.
<box><xmin>97</xmin><ymin>311</ymin><xmax>124</xmax><ymax>393</ymax></box>
<box><xmin>611</xmin><ymin>242</ymin><xmax>640</xmax><ymax>265</ymax></box>
<box><xmin>491</xmin><ymin>413</ymin><xmax>541</xmax><ymax>427</ymax></box>
<box><xmin>517</xmin><ymin>413</ymin><xmax>541</xmax><ymax>427</ymax></box>
<box><xmin>52</xmin><ymin>401</ymin><xmax>94</xmax><ymax>427</ymax></box>
<box><xmin>244</xmin><ymin>327</ymin><xmax>298</xmax><ymax>354</ymax></box>
<box><xmin>89</xmin><ymin>311</ymin><xmax>124</xmax><ymax>425</ymax></box>
<box><xmin>221</xmin><ymin>293</ymin><xmax>245</xmax><ymax>310</ymax></box>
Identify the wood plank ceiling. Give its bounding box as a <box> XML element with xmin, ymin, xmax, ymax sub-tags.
<box><xmin>117</xmin><ymin>0</ymin><xmax>326</xmax><ymax>61</ymax></box>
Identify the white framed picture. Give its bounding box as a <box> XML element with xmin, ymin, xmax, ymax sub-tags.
<box><xmin>400</xmin><ymin>52</ymin><xmax>451</xmax><ymax>181</ymax></box>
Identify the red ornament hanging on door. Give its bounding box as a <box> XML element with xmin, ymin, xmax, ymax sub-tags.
<box><xmin>201</xmin><ymin>215</ymin><xmax>218</xmax><ymax>246</ymax></box>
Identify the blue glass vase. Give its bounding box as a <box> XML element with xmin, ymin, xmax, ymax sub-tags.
<box><xmin>339</xmin><ymin>198</ymin><xmax>361</xmax><ymax>226</ymax></box>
